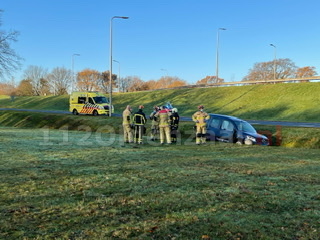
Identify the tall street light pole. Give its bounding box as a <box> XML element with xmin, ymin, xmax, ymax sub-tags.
<box><xmin>216</xmin><ymin>28</ymin><xmax>226</xmax><ymax>83</ymax></box>
<box><xmin>113</xmin><ymin>60</ymin><xmax>120</xmax><ymax>92</ymax></box>
<box><xmin>270</xmin><ymin>44</ymin><xmax>277</xmax><ymax>80</ymax></box>
<box><xmin>71</xmin><ymin>53</ymin><xmax>80</xmax><ymax>93</ymax></box>
<box><xmin>109</xmin><ymin>16</ymin><xmax>129</xmax><ymax>117</ymax></box>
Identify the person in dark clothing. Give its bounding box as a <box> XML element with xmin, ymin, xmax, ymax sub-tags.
<box><xmin>170</xmin><ymin>108</ymin><xmax>180</xmax><ymax>143</ymax></box>
<box><xmin>133</xmin><ymin>105</ymin><xmax>147</xmax><ymax>144</ymax></box>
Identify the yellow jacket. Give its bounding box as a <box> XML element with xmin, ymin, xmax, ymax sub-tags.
<box><xmin>192</xmin><ymin>111</ymin><xmax>209</xmax><ymax>126</ymax></box>
<box><xmin>155</xmin><ymin>109</ymin><xmax>171</xmax><ymax>127</ymax></box>
<box><xmin>122</xmin><ymin>108</ymin><xmax>132</xmax><ymax>125</ymax></box>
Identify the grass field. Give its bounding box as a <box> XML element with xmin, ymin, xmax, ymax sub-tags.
<box><xmin>0</xmin><ymin>110</ymin><xmax>320</xmax><ymax>148</ymax></box>
<box><xmin>1</xmin><ymin>127</ymin><xmax>320</xmax><ymax>239</ymax></box>
<box><xmin>1</xmin><ymin>83</ymin><xmax>320</xmax><ymax>239</ymax></box>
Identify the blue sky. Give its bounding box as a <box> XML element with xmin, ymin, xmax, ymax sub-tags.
<box><xmin>2</xmin><ymin>0</ymin><xmax>320</xmax><ymax>84</ymax></box>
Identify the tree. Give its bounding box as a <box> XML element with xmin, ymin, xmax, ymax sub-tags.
<box><xmin>0</xmin><ymin>79</ymin><xmax>15</xmax><ymax>95</ymax></box>
<box><xmin>76</xmin><ymin>69</ymin><xmax>101</xmax><ymax>92</ymax></box>
<box><xmin>23</xmin><ymin>65</ymin><xmax>49</xmax><ymax>95</ymax></box>
<box><xmin>196</xmin><ymin>76</ymin><xmax>224</xmax><ymax>85</ymax></box>
<box><xmin>16</xmin><ymin>79</ymin><xmax>33</xmax><ymax>96</ymax></box>
<box><xmin>0</xmin><ymin>10</ymin><xmax>22</xmax><ymax>80</ymax></box>
<box><xmin>125</xmin><ymin>76</ymin><xmax>148</xmax><ymax>92</ymax></box>
<box><xmin>148</xmin><ymin>76</ymin><xmax>187</xmax><ymax>90</ymax></box>
<box><xmin>99</xmin><ymin>71</ymin><xmax>117</xmax><ymax>93</ymax></box>
<box><xmin>243</xmin><ymin>58</ymin><xmax>297</xmax><ymax>81</ymax></box>
<box><xmin>47</xmin><ymin>67</ymin><xmax>72</xmax><ymax>95</ymax></box>
<box><xmin>295</xmin><ymin>66</ymin><xmax>317</xmax><ymax>78</ymax></box>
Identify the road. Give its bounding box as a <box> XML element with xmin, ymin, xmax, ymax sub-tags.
<box><xmin>1</xmin><ymin>108</ymin><xmax>320</xmax><ymax>128</ymax></box>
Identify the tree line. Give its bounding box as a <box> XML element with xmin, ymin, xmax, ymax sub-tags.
<box><xmin>0</xmin><ymin>59</ymin><xmax>318</xmax><ymax>96</ymax></box>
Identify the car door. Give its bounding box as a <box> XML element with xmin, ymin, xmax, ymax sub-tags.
<box><xmin>218</xmin><ymin>120</ymin><xmax>236</xmax><ymax>143</ymax></box>
<box><xmin>206</xmin><ymin>117</ymin><xmax>221</xmax><ymax>141</ymax></box>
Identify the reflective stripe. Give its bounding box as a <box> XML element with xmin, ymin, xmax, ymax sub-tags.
<box><xmin>80</xmin><ymin>103</ymin><xmax>100</xmax><ymax>114</ymax></box>
<box><xmin>133</xmin><ymin>113</ymin><xmax>146</xmax><ymax>125</ymax></box>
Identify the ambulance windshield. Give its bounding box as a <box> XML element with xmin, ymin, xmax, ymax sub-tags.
<box><xmin>93</xmin><ymin>96</ymin><xmax>109</xmax><ymax>104</ymax></box>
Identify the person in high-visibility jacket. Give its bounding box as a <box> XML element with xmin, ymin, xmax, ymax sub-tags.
<box><xmin>149</xmin><ymin>106</ymin><xmax>160</xmax><ymax>141</ymax></box>
<box><xmin>122</xmin><ymin>105</ymin><xmax>133</xmax><ymax>143</ymax></box>
<box><xmin>154</xmin><ymin>106</ymin><xmax>172</xmax><ymax>144</ymax></box>
<box><xmin>133</xmin><ymin>105</ymin><xmax>147</xmax><ymax>144</ymax></box>
<box><xmin>192</xmin><ymin>105</ymin><xmax>210</xmax><ymax>145</ymax></box>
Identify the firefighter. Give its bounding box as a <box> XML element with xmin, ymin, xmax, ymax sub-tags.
<box><xmin>149</xmin><ymin>106</ymin><xmax>160</xmax><ymax>141</ymax></box>
<box><xmin>155</xmin><ymin>106</ymin><xmax>172</xmax><ymax>144</ymax></box>
<box><xmin>133</xmin><ymin>105</ymin><xmax>147</xmax><ymax>144</ymax></box>
<box><xmin>170</xmin><ymin>108</ymin><xmax>180</xmax><ymax>143</ymax></box>
<box><xmin>192</xmin><ymin>105</ymin><xmax>210</xmax><ymax>145</ymax></box>
<box><xmin>122</xmin><ymin>105</ymin><xmax>133</xmax><ymax>143</ymax></box>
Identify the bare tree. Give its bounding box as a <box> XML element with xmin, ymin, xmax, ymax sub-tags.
<box><xmin>243</xmin><ymin>58</ymin><xmax>297</xmax><ymax>81</ymax></box>
<box><xmin>23</xmin><ymin>65</ymin><xmax>49</xmax><ymax>95</ymax></box>
<box><xmin>0</xmin><ymin>10</ymin><xmax>22</xmax><ymax>80</ymax></box>
<box><xmin>125</xmin><ymin>76</ymin><xmax>148</xmax><ymax>92</ymax></box>
<box><xmin>47</xmin><ymin>67</ymin><xmax>72</xmax><ymax>95</ymax></box>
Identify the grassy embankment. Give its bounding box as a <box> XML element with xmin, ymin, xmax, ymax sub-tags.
<box><xmin>1</xmin><ymin>82</ymin><xmax>320</xmax><ymax>148</ymax></box>
<box><xmin>1</xmin><ymin>83</ymin><xmax>320</xmax><ymax>121</ymax></box>
<box><xmin>0</xmin><ymin>127</ymin><xmax>320</xmax><ymax>239</ymax></box>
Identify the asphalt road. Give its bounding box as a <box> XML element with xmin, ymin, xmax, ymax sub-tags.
<box><xmin>1</xmin><ymin>108</ymin><xmax>320</xmax><ymax>128</ymax></box>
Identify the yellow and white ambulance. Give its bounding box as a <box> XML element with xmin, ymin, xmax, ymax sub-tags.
<box><xmin>69</xmin><ymin>91</ymin><xmax>114</xmax><ymax>116</ymax></box>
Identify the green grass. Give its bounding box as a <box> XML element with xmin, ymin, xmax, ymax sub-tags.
<box><xmin>1</xmin><ymin>127</ymin><xmax>320</xmax><ymax>239</ymax></box>
<box><xmin>1</xmin><ymin>82</ymin><xmax>320</xmax><ymax>122</ymax></box>
<box><xmin>1</xmin><ymin>110</ymin><xmax>320</xmax><ymax>148</ymax></box>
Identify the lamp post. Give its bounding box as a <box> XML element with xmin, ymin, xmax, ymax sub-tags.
<box><xmin>216</xmin><ymin>28</ymin><xmax>226</xmax><ymax>83</ymax></box>
<box><xmin>270</xmin><ymin>44</ymin><xmax>277</xmax><ymax>80</ymax></box>
<box><xmin>71</xmin><ymin>53</ymin><xmax>80</xmax><ymax>93</ymax></box>
<box><xmin>113</xmin><ymin>60</ymin><xmax>120</xmax><ymax>92</ymax></box>
<box><xmin>109</xmin><ymin>16</ymin><xmax>129</xmax><ymax>116</ymax></box>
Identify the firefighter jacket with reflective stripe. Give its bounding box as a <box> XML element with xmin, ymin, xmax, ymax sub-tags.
<box><xmin>155</xmin><ymin>109</ymin><xmax>171</xmax><ymax>127</ymax></box>
<box><xmin>192</xmin><ymin>111</ymin><xmax>209</xmax><ymax>126</ymax></box>
<box><xmin>133</xmin><ymin>110</ymin><xmax>147</xmax><ymax>125</ymax></box>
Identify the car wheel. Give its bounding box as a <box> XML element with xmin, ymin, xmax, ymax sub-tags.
<box><xmin>72</xmin><ymin>109</ymin><xmax>78</xmax><ymax>115</ymax></box>
<box><xmin>92</xmin><ymin>110</ymin><xmax>98</xmax><ymax>116</ymax></box>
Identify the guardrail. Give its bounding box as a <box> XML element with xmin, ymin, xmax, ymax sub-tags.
<box><xmin>148</xmin><ymin>76</ymin><xmax>320</xmax><ymax>92</ymax></box>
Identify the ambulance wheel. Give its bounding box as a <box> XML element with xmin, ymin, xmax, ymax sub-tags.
<box><xmin>92</xmin><ymin>110</ymin><xmax>98</xmax><ymax>116</ymax></box>
<box><xmin>72</xmin><ymin>109</ymin><xmax>78</xmax><ymax>115</ymax></box>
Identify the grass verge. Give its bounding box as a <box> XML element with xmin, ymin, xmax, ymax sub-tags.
<box><xmin>0</xmin><ymin>127</ymin><xmax>320</xmax><ymax>239</ymax></box>
<box><xmin>1</xmin><ymin>111</ymin><xmax>320</xmax><ymax>148</ymax></box>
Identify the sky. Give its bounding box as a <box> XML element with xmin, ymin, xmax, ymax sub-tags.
<box><xmin>2</xmin><ymin>0</ymin><xmax>320</xmax><ymax>84</ymax></box>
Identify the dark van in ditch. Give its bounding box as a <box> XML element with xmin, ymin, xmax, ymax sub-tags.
<box><xmin>206</xmin><ymin>114</ymin><xmax>269</xmax><ymax>145</ymax></box>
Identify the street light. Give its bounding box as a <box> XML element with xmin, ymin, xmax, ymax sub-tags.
<box><xmin>216</xmin><ymin>28</ymin><xmax>226</xmax><ymax>83</ymax></box>
<box><xmin>270</xmin><ymin>44</ymin><xmax>277</xmax><ymax>80</ymax></box>
<box><xmin>109</xmin><ymin>16</ymin><xmax>129</xmax><ymax>116</ymax></box>
<box><xmin>113</xmin><ymin>60</ymin><xmax>120</xmax><ymax>92</ymax></box>
<box><xmin>71</xmin><ymin>53</ymin><xmax>80</xmax><ymax>93</ymax></box>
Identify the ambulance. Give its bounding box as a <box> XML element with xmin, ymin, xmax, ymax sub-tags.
<box><xmin>69</xmin><ymin>91</ymin><xmax>114</xmax><ymax>116</ymax></box>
